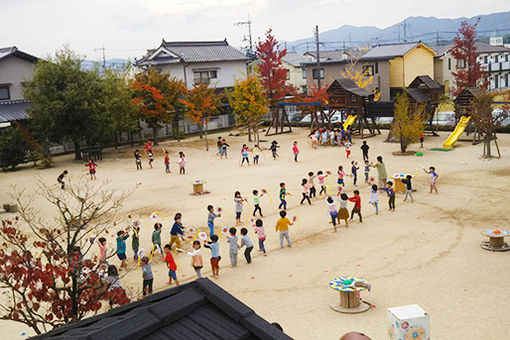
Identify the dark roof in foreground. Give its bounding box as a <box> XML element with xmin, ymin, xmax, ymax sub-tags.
<box><xmin>328</xmin><ymin>78</ymin><xmax>374</xmax><ymax>97</ymax></box>
<box><xmin>407</xmin><ymin>88</ymin><xmax>430</xmax><ymax>102</ymax></box>
<box><xmin>31</xmin><ymin>279</ymin><xmax>292</xmax><ymax>340</ymax></box>
<box><xmin>409</xmin><ymin>75</ymin><xmax>441</xmax><ymax>90</ymax></box>
<box><xmin>0</xmin><ymin>100</ymin><xmax>31</xmax><ymax>123</ymax></box>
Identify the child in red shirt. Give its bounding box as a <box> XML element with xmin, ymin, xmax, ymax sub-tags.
<box><xmin>348</xmin><ymin>190</ymin><xmax>362</xmax><ymax>222</ymax></box>
<box><xmin>292</xmin><ymin>141</ymin><xmax>299</xmax><ymax>162</ymax></box>
<box><xmin>160</xmin><ymin>244</ymin><xmax>180</xmax><ymax>286</ymax></box>
<box><xmin>85</xmin><ymin>161</ymin><xmax>97</xmax><ymax>180</ymax></box>
<box><xmin>164</xmin><ymin>151</ymin><xmax>170</xmax><ymax>173</ymax></box>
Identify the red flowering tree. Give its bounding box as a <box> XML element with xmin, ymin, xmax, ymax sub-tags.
<box><xmin>0</xmin><ymin>178</ymin><xmax>134</xmax><ymax>334</ymax></box>
<box><xmin>451</xmin><ymin>20</ymin><xmax>487</xmax><ymax>96</ymax></box>
<box><xmin>132</xmin><ymin>68</ymin><xmax>185</xmax><ymax>144</ymax></box>
<box><xmin>179</xmin><ymin>83</ymin><xmax>220</xmax><ymax>151</ymax></box>
<box><xmin>256</xmin><ymin>29</ymin><xmax>288</xmax><ymax>108</ymax></box>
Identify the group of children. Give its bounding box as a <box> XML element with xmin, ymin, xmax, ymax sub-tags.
<box><xmin>309</xmin><ymin>127</ymin><xmax>353</xmax><ymax>147</ymax></box>
<box><xmin>133</xmin><ymin>146</ymin><xmax>187</xmax><ymax>174</ymax></box>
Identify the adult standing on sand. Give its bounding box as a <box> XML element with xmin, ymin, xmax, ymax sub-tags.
<box><xmin>372</xmin><ymin>156</ymin><xmax>387</xmax><ymax>188</ymax></box>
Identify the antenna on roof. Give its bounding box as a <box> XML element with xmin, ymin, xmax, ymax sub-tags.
<box><xmin>234</xmin><ymin>14</ymin><xmax>254</xmax><ymax>58</ymax></box>
<box><xmin>94</xmin><ymin>44</ymin><xmax>106</xmax><ymax>70</ymax></box>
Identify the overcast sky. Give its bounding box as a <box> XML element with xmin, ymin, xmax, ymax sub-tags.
<box><xmin>1</xmin><ymin>0</ymin><xmax>508</xmax><ymax>61</ymax></box>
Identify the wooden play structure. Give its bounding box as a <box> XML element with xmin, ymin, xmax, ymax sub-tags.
<box><xmin>480</xmin><ymin>229</ymin><xmax>510</xmax><ymax>252</ymax></box>
<box><xmin>265</xmin><ymin>102</ymin><xmax>294</xmax><ymax>136</ymax></box>
<box><xmin>453</xmin><ymin>87</ymin><xmax>482</xmax><ymax>145</ymax></box>
<box><xmin>266</xmin><ymin>100</ymin><xmax>331</xmax><ymax>135</ymax></box>
<box><xmin>408</xmin><ymin>75</ymin><xmax>442</xmax><ymax>136</ymax></box>
<box><xmin>329</xmin><ymin>276</ymin><xmax>372</xmax><ymax>313</ymax></box>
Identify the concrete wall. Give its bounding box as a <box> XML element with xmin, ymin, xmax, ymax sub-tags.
<box><xmin>0</xmin><ymin>56</ymin><xmax>36</xmax><ymax>101</ymax></box>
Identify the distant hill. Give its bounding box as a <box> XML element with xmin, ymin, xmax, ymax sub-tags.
<box><xmin>81</xmin><ymin>58</ymin><xmax>129</xmax><ymax>72</ymax></box>
<box><xmin>288</xmin><ymin>11</ymin><xmax>510</xmax><ymax>52</ymax></box>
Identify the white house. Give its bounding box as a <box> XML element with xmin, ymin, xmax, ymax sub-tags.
<box><xmin>136</xmin><ymin>40</ymin><xmax>249</xmax><ymax>90</ymax></box>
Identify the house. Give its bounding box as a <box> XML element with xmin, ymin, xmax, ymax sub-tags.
<box><xmin>281</xmin><ymin>51</ymin><xmax>312</xmax><ymax>92</ymax></box>
<box><xmin>31</xmin><ymin>279</ymin><xmax>292</xmax><ymax>340</ymax></box>
<box><xmin>0</xmin><ymin>46</ymin><xmax>38</xmax><ymax>124</ymax></box>
<box><xmin>136</xmin><ymin>40</ymin><xmax>249</xmax><ymax>90</ymax></box>
<box><xmin>433</xmin><ymin>42</ymin><xmax>510</xmax><ymax>94</ymax></box>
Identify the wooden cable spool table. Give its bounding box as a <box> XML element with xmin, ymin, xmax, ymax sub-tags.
<box><xmin>329</xmin><ymin>276</ymin><xmax>371</xmax><ymax>313</ymax></box>
<box><xmin>480</xmin><ymin>229</ymin><xmax>510</xmax><ymax>251</ymax></box>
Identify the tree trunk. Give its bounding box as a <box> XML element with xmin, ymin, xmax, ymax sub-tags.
<box><xmin>485</xmin><ymin>134</ymin><xmax>491</xmax><ymax>157</ymax></box>
<box><xmin>74</xmin><ymin>141</ymin><xmax>82</xmax><ymax>160</ymax></box>
<box><xmin>114</xmin><ymin>132</ymin><xmax>119</xmax><ymax>149</ymax></box>
<box><xmin>152</xmin><ymin>126</ymin><xmax>159</xmax><ymax>145</ymax></box>
<box><xmin>400</xmin><ymin>136</ymin><xmax>407</xmax><ymax>153</ymax></box>
<box><xmin>248</xmin><ymin>127</ymin><xmax>252</xmax><ymax>142</ymax></box>
<box><xmin>198</xmin><ymin>122</ymin><xmax>204</xmax><ymax>139</ymax></box>
<box><xmin>172</xmin><ymin>121</ymin><xmax>180</xmax><ymax>142</ymax></box>
<box><xmin>255</xmin><ymin>126</ymin><xmax>260</xmax><ymax>145</ymax></box>
<box><xmin>204</xmin><ymin>120</ymin><xmax>209</xmax><ymax>151</ymax></box>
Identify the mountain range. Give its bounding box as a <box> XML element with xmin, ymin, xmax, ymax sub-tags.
<box><xmin>287</xmin><ymin>10</ymin><xmax>510</xmax><ymax>52</ymax></box>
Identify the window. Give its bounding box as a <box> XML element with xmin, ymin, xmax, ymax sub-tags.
<box><xmin>448</xmin><ymin>58</ymin><xmax>451</xmax><ymax>70</ymax></box>
<box><xmin>286</xmin><ymin>69</ymin><xmax>290</xmax><ymax>80</ymax></box>
<box><xmin>0</xmin><ymin>86</ymin><xmax>10</xmax><ymax>100</ymax></box>
<box><xmin>483</xmin><ymin>56</ymin><xmax>487</xmax><ymax>64</ymax></box>
<box><xmin>495</xmin><ymin>55</ymin><xmax>499</xmax><ymax>63</ymax></box>
<box><xmin>456</xmin><ymin>59</ymin><xmax>465</xmax><ymax>69</ymax></box>
<box><xmin>505</xmin><ymin>74</ymin><xmax>508</xmax><ymax>88</ymax></box>
<box><xmin>363</xmin><ymin>65</ymin><xmax>374</xmax><ymax>76</ymax></box>
<box><xmin>193</xmin><ymin>70</ymin><xmax>217</xmax><ymax>85</ymax></box>
<box><xmin>375</xmin><ymin>62</ymin><xmax>379</xmax><ymax>74</ymax></box>
<box><xmin>312</xmin><ymin>68</ymin><xmax>324</xmax><ymax>79</ymax></box>
<box><xmin>505</xmin><ymin>55</ymin><xmax>509</xmax><ymax>62</ymax></box>
<box><xmin>302</xmin><ymin>69</ymin><xmax>307</xmax><ymax>79</ymax></box>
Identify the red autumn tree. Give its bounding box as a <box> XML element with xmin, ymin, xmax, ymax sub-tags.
<box><xmin>179</xmin><ymin>83</ymin><xmax>220</xmax><ymax>151</ymax></box>
<box><xmin>0</xmin><ymin>178</ymin><xmax>134</xmax><ymax>334</ymax></box>
<box><xmin>131</xmin><ymin>68</ymin><xmax>185</xmax><ymax>144</ymax></box>
<box><xmin>256</xmin><ymin>29</ymin><xmax>288</xmax><ymax>107</ymax></box>
<box><xmin>450</xmin><ymin>20</ymin><xmax>487</xmax><ymax>96</ymax></box>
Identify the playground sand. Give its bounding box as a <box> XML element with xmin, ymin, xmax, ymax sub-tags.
<box><xmin>0</xmin><ymin>128</ymin><xmax>509</xmax><ymax>339</ymax></box>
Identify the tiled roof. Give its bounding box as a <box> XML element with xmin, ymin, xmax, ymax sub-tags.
<box><xmin>433</xmin><ymin>45</ymin><xmax>452</xmax><ymax>57</ymax></box>
<box><xmin>409</xmin><ymin>75</ymin><xmax>441</xmax><ymax>90</ymax></box>
<box><xmin>304</xmin><ymin>50</ymin><xmax>351</xmax><ymax>61</ymax></box>
<box><xmin>0</xmin><ymin>46</ymin><xmax>38</xmax><ymax>63</ymax></box>
<box><xmin>0</xmin><ymin>100</ymin><xmax>31</xmax><ymax>123</ymax></box>
<box><xmin>282</xmin><ymin>52</ymin><xmax>312</xmax><ymax>66</ymax></box>
<box><xmin>147</xmin><ymin>40</ymin><xmax>249</xmax><ymax>64</ymax></box>
<box><xmin>407</xmin><ymin>88</ymin><xmax>430</xmax><ymax>102</ymax></box>
<box><xmin>328</xmin><ymin>78</ymin><xmax>373</xmax><ymax>97</ymax></box>
<box><xmin>474</xmin><ymin>41</ymin><xmax>510</xmax><ymax>53</ymax></box>
<box><xmin>361</xmin><ymin>42</ymin><xmax>435</xmax><ymax>60</ymax></box>
<box><xmin>31</xmin><ymin>279</ymin><xmax>292</xmax><ymax>340</ymax></box>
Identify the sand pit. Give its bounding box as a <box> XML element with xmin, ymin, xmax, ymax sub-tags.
<box><xmin>1</xmin><ymin>128</ymin><xmax>509</xmax><ymax>339</ymax></box>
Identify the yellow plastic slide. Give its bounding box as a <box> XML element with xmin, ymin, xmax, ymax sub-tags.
<box><xmin>443</xmin><ymin>116</ymin><xmax>471</xmax><ymax>149</ymax></box>
<box><xmin>343</xmin><ymin>115</ymin><xmax>357</xmax><ymax>130</ymax></box>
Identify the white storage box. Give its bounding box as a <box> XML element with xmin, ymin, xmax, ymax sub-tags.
<box><xmin>387</xmin><ymin>304</ymin><xmax>430</xmax><ymax>340</ymax></box>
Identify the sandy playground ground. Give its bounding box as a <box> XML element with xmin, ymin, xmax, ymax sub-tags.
<box><xmin>0</xmin><ymin>127</ymin><xmax>509</xmax><ymax>339</ymax></box>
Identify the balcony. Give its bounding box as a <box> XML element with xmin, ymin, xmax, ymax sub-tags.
<box><xmin>489</xmin><ymin>61</ymin><xmax>510</xmax><ymax>72</ymax></box>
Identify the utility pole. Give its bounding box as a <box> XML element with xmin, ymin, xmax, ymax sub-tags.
<box><xmin>397</xmin><ymin>25</ymin><xmax>400</xmax><ymax>42</ymax></box>
<box><xmin>95</xmin><ymin>44</ymin><xmax>106</xmax><ymax>70</ymax></box>
<box><xmin>436</xmin><ymin>30</ymin><xmax>440</xmax><ymax>45</ymax></box>
<box><xmin>403</xmin><ymin>20</ymin><xmax>408</xmax><ymax>42</ymax></box>
<box><xmin>234</xmin><ymin>14</ymin><xmax>253</xmax><ymax>57</ymax></box>
<box><xmin>315</xmin><ymin>25</ymin><xmax>321</xmax><ymax>89</ymax></box>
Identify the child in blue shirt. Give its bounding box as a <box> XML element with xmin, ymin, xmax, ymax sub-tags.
<box><xmin>351</xmin><ymin>161</ymin><xmax>359</xmax><ymax>185</ymax></box>
<box><xmin>380</xmin><ymin>181</ymin><xmax>396</xmax><ymax>211</ymax></box>
<box><xmin>204</xmin><ymin>235</ymin><xmax>220</xmax><ymax>279</ymax></box>
<box><xmin>207</xmin><ymin>205</ymin><xmax>221</xmax><ymax>236</ymax></box>
<box><xmin>116</xmin><ymin>228</ymin><xmax>130</xmax><ymax>269</ymax></box>
<box><xmin>227</xmin><ymin>227</ymin><xmax>238</xmax><ymax>267</ymax></box>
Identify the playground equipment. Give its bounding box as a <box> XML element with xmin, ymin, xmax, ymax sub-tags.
<box><xmin>443</xmin><ymin>116</ymin><xmax>471</xmax><ymax>149</ymax></box>
<box><xmin>342</xmin><ymin>115</ymin><xmax>357</xmax><ymax>130</ymax></box>
<box><xmin>329</xmin><ymin>276</ymin><xmax>372</xmax><ymax>313</ymax></box>
<box><xmin>267</xmin><ymin>101</ymin><xmax>331</xmax><ymax>135</ymax></box>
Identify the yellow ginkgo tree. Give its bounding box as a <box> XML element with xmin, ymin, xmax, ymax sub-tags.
<box><xmin>342</xmin><ymin>50</ymin><xmax>381</xmax><ymax>101</ymax></box>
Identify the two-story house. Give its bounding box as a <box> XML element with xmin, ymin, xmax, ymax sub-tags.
<box><xmin>0</xmin><ymin>46</ymin><xmax>38</xmax><ymax>125</ymax></box>
<box><xmin>136</xmin><ymin>40</ymin><xmax>249</xmax><ymax>90</ymax></box>
<box><xmin>281</xmin><ymin>52</ymin><xmax>312</xmax><ymax>93</ymax></box>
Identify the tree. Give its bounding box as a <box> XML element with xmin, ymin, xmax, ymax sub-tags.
<box><xmin>342</xmin><ymin>50</ymin><xmax>381</xmax><ymax>101</ymax></box>
<box><xmin>228</xmin><ymin>71</ymin><xmax>269</xmax><ymax>144</ymax></box>
<box><xmin>100</xmin><ymin>69</ymin><xmax>139</xmax><ymax>147</ymax></box>
<box><xmin>0</xmin><ymin>179</ymin><xmax>134</xmax><ymax>334</ymax></box>
<box><xmin>131</xmin><ymin>68</ymin><xmax>185</xmax><ymax>144</ymax></box>
<box><xmin>0</xmin><ymin>125</ymin><xmax>30</xmax><ymax>169</ymax></box>
<box><xmin>24</xmin><ymin>46</ymin><xmax>106</xmax><ymax>160</ymax></box>
<box><xmin>392</xmin><ymin>91</ymin><xmax>427</xmax><ymax>153</ymax></box>
<box><xmin>179</xmin><ymin>84</ymin><xmax>220</xmax><ymax>151</ymax></box>
<box><xmin>471</xmin><ymin>89</ymin><xmax>509</xmax><ymax>158</ymax></box>
<box><xmin>256</xmin><ymin>29</ymin><xmax>288</xmax><ymax>107</ymax></box>
<box><xmin>450</xmin><ymin>20</ymin><xmax>487</xmax><ymax>96</ymax></box>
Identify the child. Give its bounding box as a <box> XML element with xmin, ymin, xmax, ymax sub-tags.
<box><xmin>337</xmin><ymin>166</ymin><xmax>346</xmax><ymax>193</ymax></box>
<box><xmin>326</xmin><ymin>196</ymin><xmax>339</xmax><ymax>232</ymax></box>
<box><xmin>85</xmin><ymin>160</ymin><xmax>97</xmax><ymax>180</ymax></box>
<box><xmin>160</xmin><ymin>244</ymin><xmax>179</xmax><ymax>286</ymax></box>
<box><xmin>381</xmin><ymin>181</ymin><xmax>395</xmax><ymax>211</ymax></box>
<box><xmin>348</xmin><ymin>190</ymin><xmax>362</xmax><ymax>222</ymax></box>
<box><xmin>97</xmin><ymin>237</ymin><xmax>108</xmax><ymax>264</ymax></box>
<box><xmin>253</xmin><ymin>219</ymin><xmax>267</xmax><ymax>255</ymax></box>
<box><xmin>275</xmin><ymin>210</ymin><xmax>294</xmax><ymax>248</ymax></box>
<box><xmin>344</xmin><ymin>141</ymin><xmax>352</xmax><ymax>158</ymax></box>
<box><xmin>292</xmin><ymin>141</ymin><xmax>299</xmax><ymax>162</ymax></box>
<box><xmin>321</xmin><ymin>130</ymin><xmax>328</xmax><ymax>145</ymax></box>
<box><xmin>308</xmin><ymin>172</ymin><xmax>317</xmax><ymax>199</ymax></box>
<box><xmin>220</xmin><ymin>139</ymin><xmax>229</xmax><ymax>159</ymax></box>
<box><xmin>134</xmin><ymin>150</ymin><xmax>142</xmax><ymax>170</ymax></box>
<box><xmin>300</xmin><ymin>178</ymin><xmax>312</xmax><ymax>205</ymax></box>
<box><xmin>424</xmin><ymin>166</ymin><xmax>439</xmax><ymax>194</ymax></box>
<box><xmin>318</xmin><ymin>171</ymin><xmax>329</xmax><ymax>196</ymax></box>
<box><xmin>227</xmin><ymin>227</ymin><xmax>238</xmax><ymax>267</ymax></box>
<box><xmin>147</xmin><ymin>150</ymin><xmax>154</xmax><ymax>169</ymax></box>
<box><xmin>368</xmin><ymin>184</ymin><xmax>379</xmax><ymax>215</ymax></box>
<box><xmin>57</xmin><ymin>170</ymin><xmax>68</xmax><ymax>189</ymax></box>
<box><xmin>217</xmin><ymin>137</ymin><xmax>223</xmax><ymax>155</ymax></box>
<box><xmin>338</xmin><ymin>193</ymin><xmax>349</xmax><ymax>227</ymax></box>
<box><xmin>151</xmin><ymin>223</ymin><xmax>162</xmax><ymax>258</ymax></box>
<box><xmin>361</xmin><ymin>141</ymin><xmax>369</xmax><ymax>162</ymax></box>
<box><xmin>204</xmin><ymin>235</ymin><xmax>220</xmax><ymax>279</ymax></box>
<box><xmin>278</xmin><ymin>182</ymin><xmax>290</xmax><ymax>210</ymax></box>
<box><xmin>183</xmin><ymin>240</ymin><xmax>203</xmax><ymax>279</ymax></box>
<box><xmin>270</xmin><ymin>140</ymin><xmax>279</xmax><ymax>159</ymax></box>
<box><xmin>364</xmin><ymin>160</ymin><xmax>370</xmax><ymax>183</ymax></box>
<box><xmin>401</xmin><ymin>175</ymin><xmax>414</xmax><ymax>202</ymax></box>
<box><xmin>164</xmin><ymin>151</ymin><xmax>170</xmax><ymax>173</ymax></box>
<box><xmin>207</xmin><ymin>205</ymin><xmax>221</xmax><ymax>236</ymax></box>
<box><xmin>351</xmin><ymin>161</ymin><xmax>359</xmax><ymax>185</ymax></box>
<box><xmin>310</xmin><ymin>131</ymin><xmax>318</xmax><ymax>149</ymax></box>
<box><xmin>241</xmin><ymin>144</ymin><xmax>250</xmax><ymax>166</ymax></box>
<box><xmin>169</xmin><ymin>214</ymin><xmax>184</xmax><ymax>251</ymax></box>
<box><xmin>141</xmin><ymin>256</ymin><xmax>153</xmax><ymax>296</ymax></box>
<box><xmin>132</xmin><ymin>226</ymin><xmax>140</xmax><ymax>261</ymax></box>
<box><xmin>252</xmin><ymin>144</ymin><xmax>261</xmax><ymax>164</ymax></box>
<box><xmin>234</xmin><ymin>191</ymin><xmax>247</xmax><ymax>225</ymax></box>
<box><xmin>177</xmin><ymin>152</ymin><xmax>186</xmax><ymax>174</ymax></box>
<box><xmin>252</xmin><ymin>190</ymin><xmax>264</xmax><ymax>217</ymax></box>
<box><xmin>239</xmin><ymin>228</ymin><xmax>254</xmax><ymax>263</ymax></box>
<box><xmin>419</xmin><ymin>133</ymin><xmax>424</xmax><ymax>148</ymax></box>
<box><xmin>106</xmin><ymin>264</ymin><xmax>121</xmax><ymax>289</ymax></box>
<box><xmin>116</xmin><ymin>228</ymin><xmax>130</xmax><ymax>269</ymax></box>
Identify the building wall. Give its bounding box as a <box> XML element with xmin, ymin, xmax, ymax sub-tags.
<box><xmin>282</xmin><ymin>60</ymin><xmax>307</xmax><ymax>92</ymax></box>
<box><xmin>434</xmin><ymin>53</ymin><xmax>458</xmax><ymax>95</ymax></box>
<box><xmin>158</xmin><ymin>60</ymin><xmax>247</xmax><ymax>89</ymax></box>
<box><xmin>390</xmin><ymin>45</ymin><xmax>435</xmax><ymax>89</ymax></box>
<box><xmin>0</xmin><ymin>56</ymin><xmax>36</xmax><ymax>101</ymax></box>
